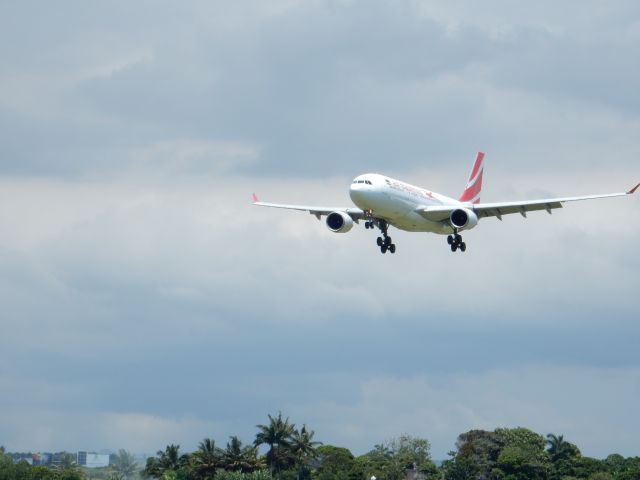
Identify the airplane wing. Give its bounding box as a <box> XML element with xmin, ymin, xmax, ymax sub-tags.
<box><xmin>474</xmin><ymin>184</ymin><xmax>638</xmax><ymax>220</ymax></box>
<box><xmin>417</xmin><ymin>183</ymin><xmax>639</xmax><ymax>221</ymax></box>
<box><xmin>252</xmin><ymin>194</ymin><xmax>366</xmax><ymax>220</ymax></box>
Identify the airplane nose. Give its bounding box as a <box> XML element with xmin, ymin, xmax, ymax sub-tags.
<box><xmin>349</xmin><ymin>184</ymin><xmax>366</xmax><ymax>204</ymax></box>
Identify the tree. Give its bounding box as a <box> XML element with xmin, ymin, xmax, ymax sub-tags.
<box><xmin>495</xmin><ymin>428</ymin><xmax>550</xmax><ymax>480</ymax></box>
<box><xmin>357</xmin><ymin>435</ymin><xmax>436</xmax><ymax>480</ymax></box>
<box><xmin>545</xmin><ymin>433</ymin><xmax>581</xmax><ymax>480</ymax></box>
<box><xmin>451</xmin><ymin>429</ymin><xmax>503</xmax><ymax>480</ymax></box>
<box><xmin>358</xmin><ymin>443</ymin><xmax>393</xmax><ymax>480</ymax></box>
<box><xmin>571</xmin><ymin>456</ymin><xmax>609</xmax><ymax>480</ymax></box>
<box><xmin>615</xmin><ymin>456</ymin><xmax>640</xmax><ymax>480</ymax></box>
<box><xmin>144</xmin><ymin>444</ymin><xmax>188</xmax><ymax>479</ymax></box>
<box><xmin>312</xmin><ymin>445</ymin><xmax>362</xmax><ymax>480</ymax></box>
<box><xmin>191</xmin><ymin>438</ymin><xmax>222</xmax><ymax>479</ymax></box>
<box><xmin>112</xmin><ymin>449</ymin><xmax>138</xmax><ymax>480</ymax></box>
<box><xmin>388</xmin><ymin>434</ymin><xmax>435</xmax><ymax>475</ymax></box>
<box><xmin>255</xmin><ymin>412</ymin><xmax>296</xmax><ymax>474</ymax></box>
<box><xmin>288</xmin><ymin>426</ymin><xmax>321</xmax><ymax>480</ymax></box>
<box><xmin>546</xmin><ymin>434</ymin><xmax>580</xmax><ymax>463</ymax></box>
<box><xmin>223</xmin><ymin>437</ymin><xmax>262</xmax><ymax>473</ymax></box>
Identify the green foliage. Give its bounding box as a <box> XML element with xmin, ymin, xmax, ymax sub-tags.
<box><xmin>255</xmin><ymin>412</ymin><xmax>297</xmax><ymax>475</ymax></box>
<box><xmin>52</xmin><ymin>469</ymin><xmax>86</xmax><ymax>480</ymax></box>
<box><xmin>0</xmin><ymin>449</ymin><xmax>85</xmax><ymax>480</ymax></box>
<box><xmin>546</xmin><ymin>435</ymin><xmax>581</xmax><ymax>464</ymax></box>
<box><xmin>215</xmin><ymin>470</ymin><xmax>272</xmax><ymax>480</ymax></box>
<box><xmin>571</xmin><ymin>457</ymin><xmax>609</xmax><ymax>480</ymax></box>
<box><xmin>111</xmin><ymin>449</ymin><xmax>139</xmax><ymax>480</ymax></box>
<box><xmin>223</xmin><ymin>436</ymin><xmax>263</xmax><ymax>473</ymax></box>
<box><xmin>613</xmin><ymin>456</ymin><xmax>640</xmax><ymax>480</ymax></box>
<box><xmin>358</xmin><ymin>435</ymin><xmax>437</xmax><ymax>480</ymax></box>
<box><xmin>494</xmin><ymin>428</ymin><xmax>550</xmax><ymax>480</ymax></box>
<box><xmin>588</xmin><ymin>473</ymin><xmax>613</xmax><ymax>480</ymax></box>
<box><xmin>143</xmin><ymin>445</ymin><xmax>190</xmax><ymax>480</ymax></box>
<box><xmin>442</xmin><ymin>429</ymin><xmax>503</xmax><ymax>480</ymax></box>
<box><xmin>3</xmin><ymin>421</ymin><xmax>640</xmax><ymax>480</ymax></box>
<box><xmin>312</xmin><ymin>445</ymin><xmax>362</xmax><ymax>480</ymax></box>
<box><xmin>443</xmin><ymin>428</ymin><xmax>554</xmax><ymax>480</ymax></box>
<box><xmin>190</xmin><ymin>438</ymin><xmax>222</xmax><ymax>479</ymax></box>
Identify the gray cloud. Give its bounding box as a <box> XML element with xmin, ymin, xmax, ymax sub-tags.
<box><xmin>0</xmin><ymin>0</ymin><xmax>639</xmax><ymax>460</ymax></box>
<box><xmin>3</xmin><ymin>0</ymin><xmax>638</xmax><ymax>177</ymax></box>
<box><xmin>1</xmin><ymin>172</ymin><xmax>639</xmax><ymax>456</ymax></box>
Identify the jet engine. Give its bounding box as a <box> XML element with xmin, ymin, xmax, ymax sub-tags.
<box><xmin>449</xmin><ymin>208</ymin><xmax>478</xmax><ymax>230</ymax></box>
<box><xmin>326</xmin><ymin>211</ymin><xmax>354</xmax><ymax>233</ymax></box>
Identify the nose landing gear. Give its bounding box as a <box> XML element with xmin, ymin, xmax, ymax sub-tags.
<box><xmin>447</xmin><ymin>232</ymin><xmax>466</xmax><ymax>252</ymax></box>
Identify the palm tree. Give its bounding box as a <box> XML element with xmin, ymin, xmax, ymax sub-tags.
<box><xmin>546</xmin><ymin>434</ymin><xmax>577</xmax><ymax>462</ymax></box>
<box><xmin>144</xmin><ymin>444</ymin><xmax>187</xmax><ymax>479</ymax></box>
<box><xmin>255</xmin><ymin>412</ymin><xmax>296</xmax><ymax>474</ymax></box>
<box><xmin>191</xmin><ymin>438</ymin><xmax>222</xmax><ymax>479</ymax></box>
<box><xmin>161</xmin><ymin>444</ymin><xmax>185</xmax><ymax>471</ymax></box>
<box><xmin>289</xmin><ymin>425</ymin><xmax>322</xmax><ymax>480</ymax></box>
<box><xmin>223</xmin><ymin>436</ymin><xmax>261</xmax><ymax>472</ymax></box>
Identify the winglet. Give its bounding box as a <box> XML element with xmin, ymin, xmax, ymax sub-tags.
<box><xmin>252</xmin><ymin>193</ymin><xmax>259</xmax><ymax>203</ymax></box>
<box><xmin>627</xmin><ymin>183</ymin><xmax>640</xmax><ymax>195</ymax></box>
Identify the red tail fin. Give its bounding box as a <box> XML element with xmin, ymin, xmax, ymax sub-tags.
<box><xmin>459</xmin><ymin>152</ymin><xmax>485</xmax><ymax>204</ymax></box>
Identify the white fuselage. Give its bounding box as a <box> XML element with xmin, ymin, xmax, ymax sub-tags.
<box><xmin>349</xmin><ymin>173</ymin><xmax>465</xmax><ymax>234</ymax></box>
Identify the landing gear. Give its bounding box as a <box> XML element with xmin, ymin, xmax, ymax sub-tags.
<box><xmin>374</xmin><ymin>220</ymin><xmax>396</xmax><ymax>254</ymax></box>
<box><xmin>447</xmin><ymin>232</ymin><xmax>466</xmax><ymax>253</ymax></box>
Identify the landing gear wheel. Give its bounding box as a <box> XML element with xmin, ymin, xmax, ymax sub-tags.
<box><xmin>447</xmin><ymin>230</ymin><xmax>467</xmax><ymax>252</ymax></box>
<box><xmin>371</xmin><ymin>219</ymin><xmax>397</xmax><ymax>254</ymax></box>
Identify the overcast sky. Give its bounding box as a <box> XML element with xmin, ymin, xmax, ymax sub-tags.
<box><xmin>1</xmin><ymin>0</ymin><xmax>639</xmax><ymax>460</ymax></box>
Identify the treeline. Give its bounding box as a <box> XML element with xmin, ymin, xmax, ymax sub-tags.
<box><xmin>2</xmin><ymin>413</ymin><xmax>640</xmax><ymax>480</ymax></box>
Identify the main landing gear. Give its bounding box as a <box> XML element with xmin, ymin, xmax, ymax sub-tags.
<box><xmin>366</xmin><ymin>219</ymin><xmax>396</xmax><ymax>254</ymax></box>
<box><xmin>447</xmin><ymin>232</ymin><xmax>466</xmax><ymax>253</ymax></box>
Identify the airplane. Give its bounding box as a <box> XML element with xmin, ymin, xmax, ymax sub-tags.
<box><xmin>252</xmin><ymin>152</ymin><xmax>639</xmax><ymax>254</ymax></box>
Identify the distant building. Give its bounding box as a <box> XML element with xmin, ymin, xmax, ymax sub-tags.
<box><xmin>10</xmin><ymin>453</ymin><xmax>33</xmax><ymax>465</ymax></box>
<box><xmin>77</xmin><ymin>451</ymin><xmax>110</xmax><ymax>468</ymax></box>
<box><xmin>51</xmin><ymin>451</ymin><xmax>73</xmax><ymax>466</ymax></box>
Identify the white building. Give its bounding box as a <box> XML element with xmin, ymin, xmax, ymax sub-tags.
<box><xmin>77</xmin><ymin>451</ymin><xmax>110</xmax><ymax>468</ymax></box>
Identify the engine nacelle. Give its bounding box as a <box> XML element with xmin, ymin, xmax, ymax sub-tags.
<box><xmin>326</xmin><ymin>211</ymin><xmax>354</xmax><ymax>233</ymax></box>
<box><xmin>449</xmin><ymin>208</ymin><xmax>478</xmax><ymax>230</ymax></box>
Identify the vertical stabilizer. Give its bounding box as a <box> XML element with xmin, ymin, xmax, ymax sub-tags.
<box><xmin>459</xmin><ymin>152</ymin><xmax>485</xmax><ymax>204</ymax></box>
